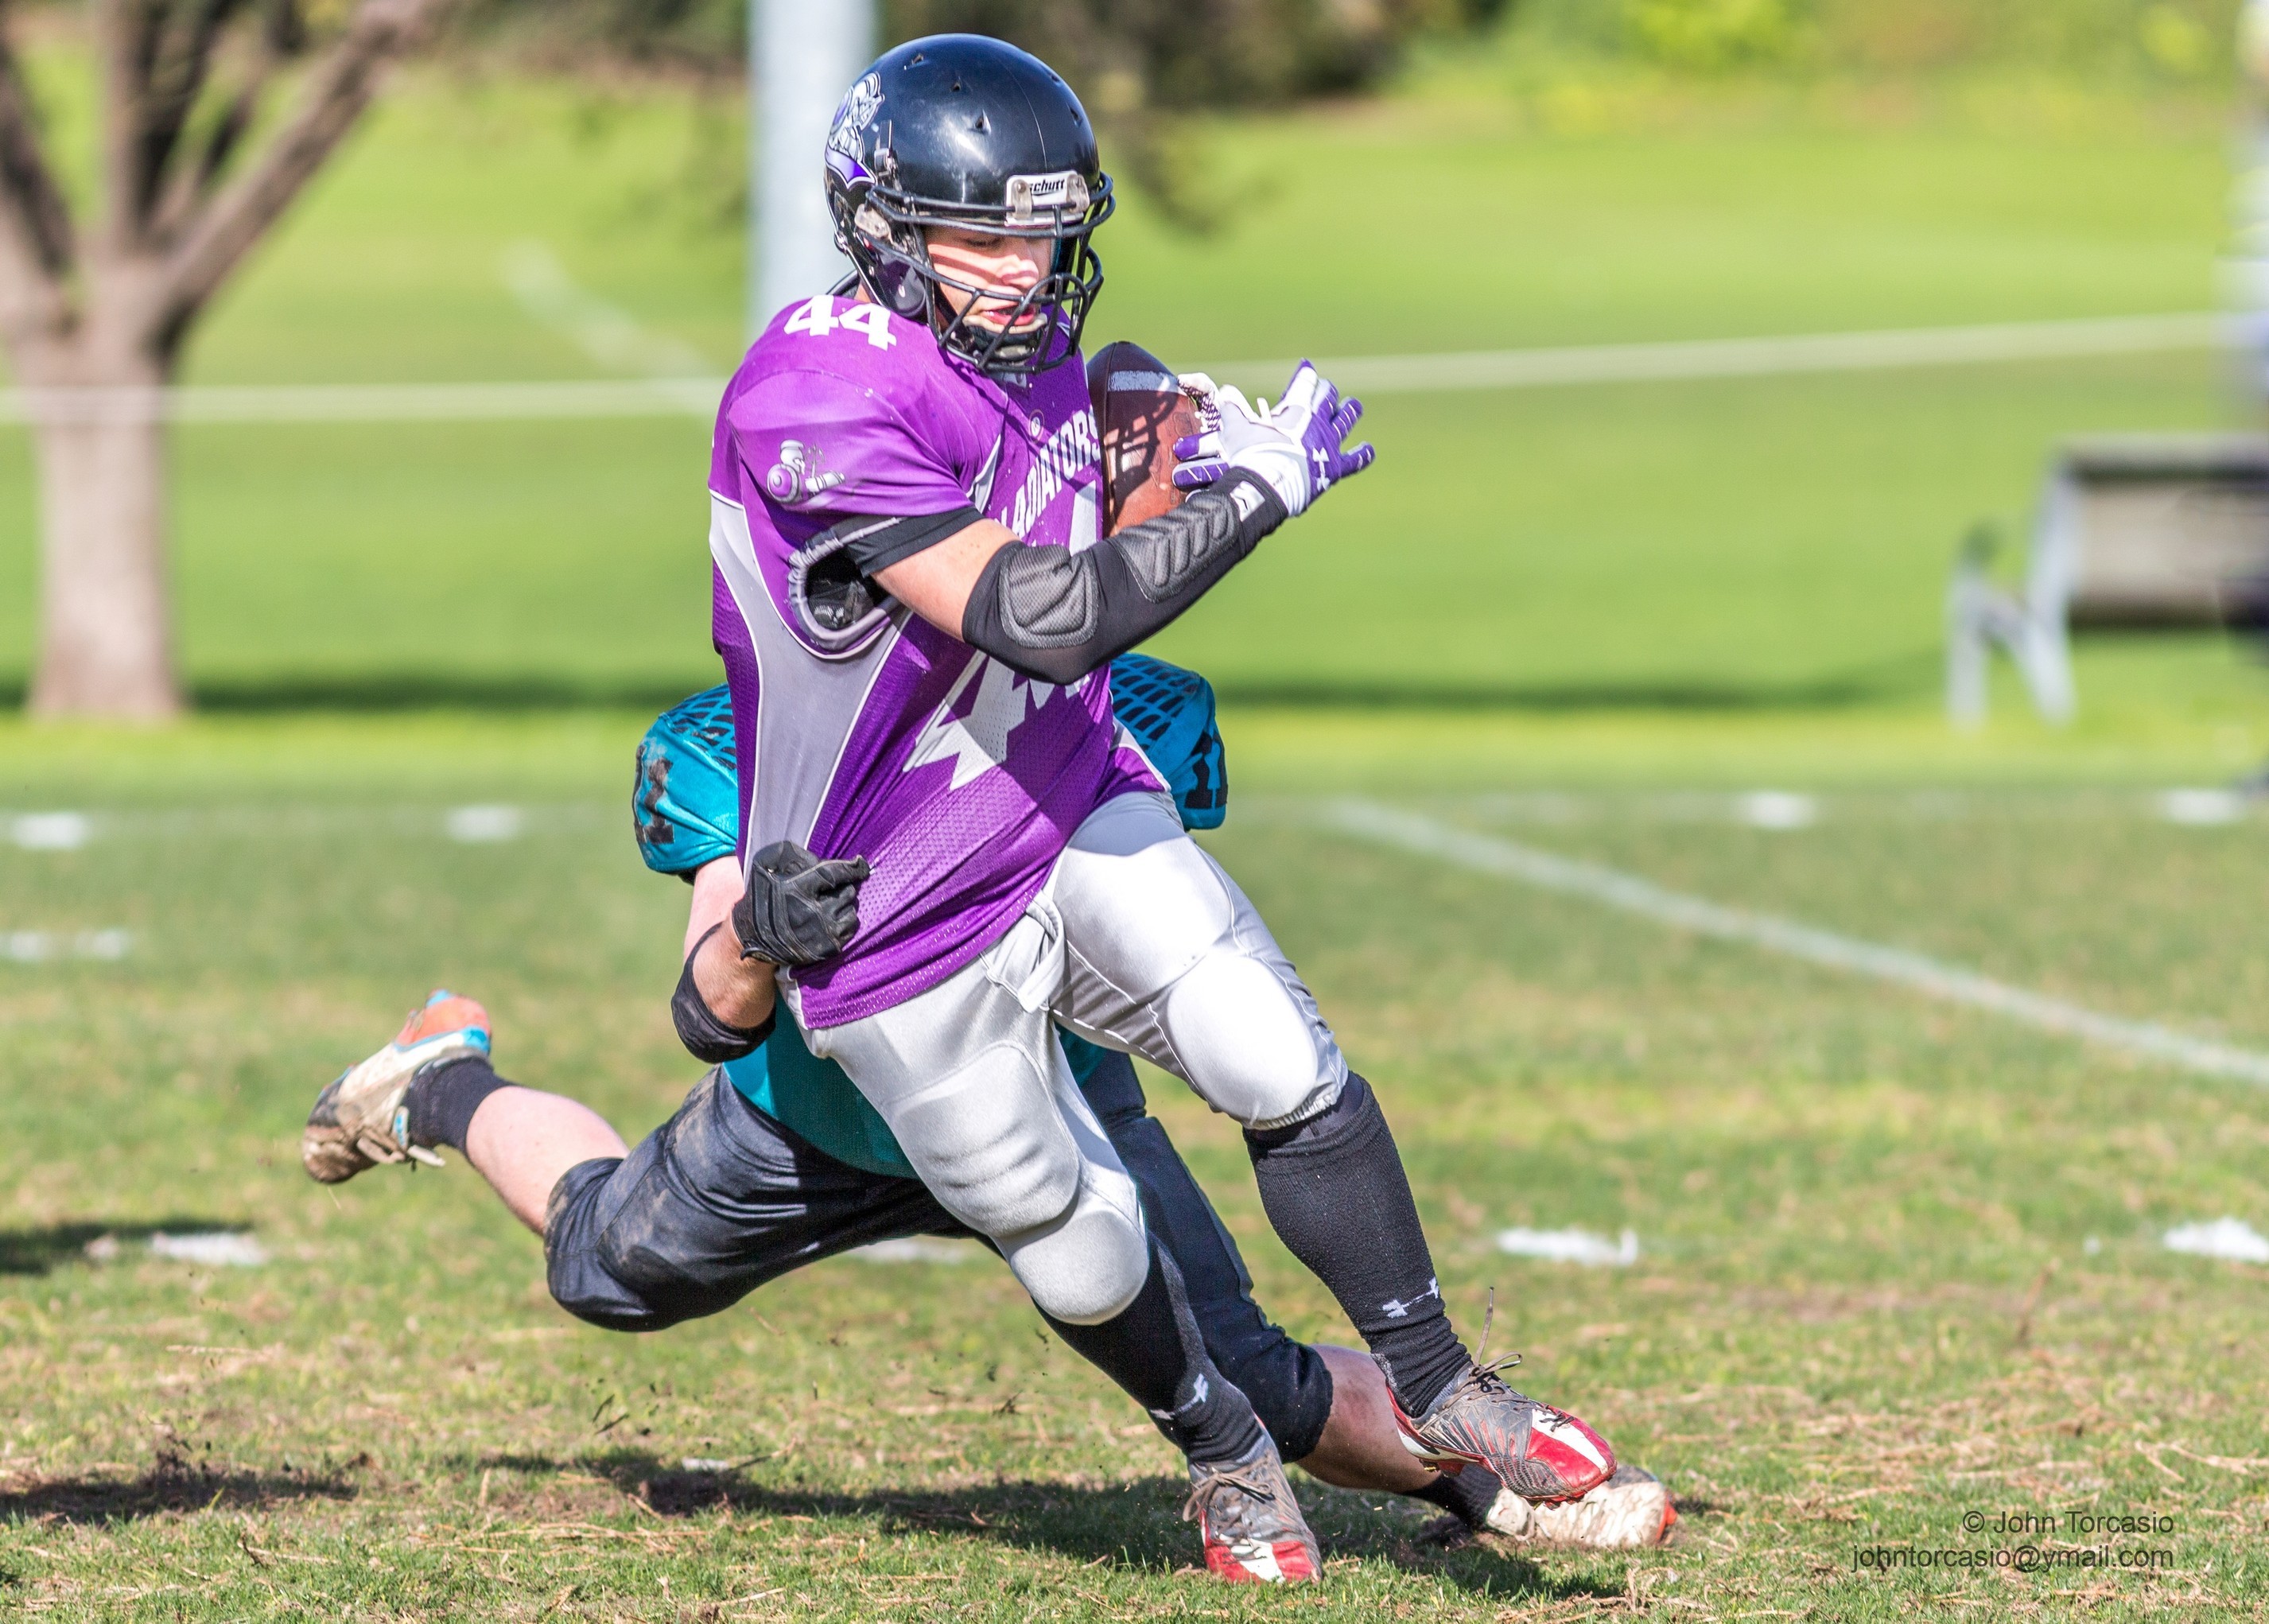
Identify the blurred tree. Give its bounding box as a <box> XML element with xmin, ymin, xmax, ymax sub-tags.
<box><xmin>1</xmin><ymin>0</ymin><xmax>455</xmax><ymax>719</ymax></box>
<box><xmin>460</xmin><ymin>0</ymin><xmax>1509</xmax><ymax>226</ymax></box>
<box><xmin>460</xmin><ymin>0</ymin><xmax>1509</xmax><ymax>95</ymax></box>
<box><xmin>1513</xmin><ymin>0</ymin><xmax>2244</xmax><ymax>78</ymax></box>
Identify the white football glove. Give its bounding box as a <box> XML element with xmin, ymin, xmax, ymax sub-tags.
<box><xmin>1170</xmin><ymin>361</ymin><xmax>1373</xmax><ymax>518</ymax></box>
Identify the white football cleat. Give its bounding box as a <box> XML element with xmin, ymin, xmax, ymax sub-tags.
<box><xmin>302</xmin><ymin>991</ymin><xmax>491</xmax><ymax>1184</ymax></box>
<box><xmin>1484</xmin><ymin>1463</ymin><xmax>1676</xmax><ymax>1548</ymax></box>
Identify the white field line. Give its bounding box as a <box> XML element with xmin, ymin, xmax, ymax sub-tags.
<box><xmin>1326</xmin><ymin>798</ymin><xmax>2269</xmax><ymax>1090</ymax></box>
<box><xmin>1218</xmin><ymin>311</ymin><xmax>2229</xmax><ymax>394</ymax></box>
<box><xmin>0</xmin><ymin>378</ymin><xmax>724</xmax><ymax>425</ymax></box>
<box><xmin>0</xmin><ymin>312</ymin><xmax>2226</xmax><ymax>424</ymax></box>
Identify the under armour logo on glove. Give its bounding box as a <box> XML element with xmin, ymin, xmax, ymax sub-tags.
<box><xmin>732</xmin><ymin>841</ymin><xmax>871</xmax><ymax>967</ymax></box>
<box><xmin>1170</xmin><ymin>360</ymin><xmax>1373</xmax><ymax>519</ymax></box>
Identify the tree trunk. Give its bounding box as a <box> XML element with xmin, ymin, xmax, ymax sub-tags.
<box><xmin>25</xmin><ymin>347</ymin><xmax>181</xmax><ymax>720</ymax></box>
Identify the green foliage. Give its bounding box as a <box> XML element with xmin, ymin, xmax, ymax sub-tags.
<box><xmin>1626</xmin><ymin>0</ymin><xmax>1811</xmax><ymax>72</ymax></box>
<box><xmin>452</xmin><ymin>0</ymin><xmax>745</xmax><ymax>73</ymax></box>
<box><xmin>880</xmin><ymin>0</ymin><xmax>1504</xmax><ymax>109</ymax></box>
<box><xmin>456</xmin><ymin>0</ymin><xmax>1507</xmax><ymax>100</ymax></box>
<box><xmin>1507</xmin><ymin>0</ymin><xmax>2247</xmax><ymax>79</ymax></box>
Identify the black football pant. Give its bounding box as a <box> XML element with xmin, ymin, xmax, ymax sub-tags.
<box><xmin>542</xmin><ymin>1050</ymin><xmax>1336</xmax><ymax>1461</ymax></box>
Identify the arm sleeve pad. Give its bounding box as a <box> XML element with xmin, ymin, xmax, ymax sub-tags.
<box><xmin>672</xmin><ymin>930</ymin><xmax>776</xmax><ymax>1064</ymax></box>
<box><xmin>959</xmin><ymin>468</ymin><xmax>1288</xmax><ymax>686</ymax></box>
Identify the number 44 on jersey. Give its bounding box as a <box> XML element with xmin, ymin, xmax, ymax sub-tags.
<box><xmin>786</xmin><ymin>297</ymin><xmax>897</xmax><ymax>351</ymax></box>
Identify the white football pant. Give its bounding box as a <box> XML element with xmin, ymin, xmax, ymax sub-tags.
<box><xmin>802</xmin><ymin>791</ymin><xmax>1348</xmax><ymax>1324</ymax></box>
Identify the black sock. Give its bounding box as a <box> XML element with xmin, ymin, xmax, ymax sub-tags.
<box><xmin>1414</xmin><ymin>1463</ymin><xmax>1506</xmax><ymax>1529</ymax></box>
<box><xmin>402</xmin><ymin>1055</ymin><xmax>515</xmax><ymax>1153</ymax></box>
<box><xmin>1245</xmin><ymin>1073</ymin><xmax>1471</xmax><ymax>1416</ymax></box>
<box><xmin>1043</xmin><ymin>1240</ymin><xmax>1265</xmax><ymax>1467</ymax></box>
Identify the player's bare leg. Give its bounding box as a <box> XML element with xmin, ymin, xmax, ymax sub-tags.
<box><xmin>1301</xmin><ymin>1346</ymin><xmax>1673</xmax><ymax>1548</ymax></box>
<box><xmin>461</xmin><ymin>1087</ymin><xmax>624</xmax><ymax>1233</ymax></box>
<box><xmin>1300</xmin><ymin>1346</ymin><xmax>1437</xmax><ymax>1492</ymax></box>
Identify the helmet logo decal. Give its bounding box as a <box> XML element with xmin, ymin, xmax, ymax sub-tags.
<box><xmin>765</xmin><ymin>439</ymin><xmax>845</xmax><ymax>505</ymax></box>
<box><xmin>1005</xmin><ymin>171</ymin><xmax>1089</xmax><ymax>223</ymax></box>
<box><xmin>829</xmin><ymin>72</ymin><xmax>884</xmax><ymax>160</ymax></box>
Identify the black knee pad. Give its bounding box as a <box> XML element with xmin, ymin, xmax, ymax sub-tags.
<box><xmin>542</xmin><ymin>1070</ymin><xmax>964</xmax><ymax>1335</ymax></box>
<box><xmin>540</xmin><ymin>1074</ymin><xmax>787</xmax><ymax>1333</ymax></box>
<box><xmin>544</xmin><ymin>1153</ymin><xmax>676</xmax><ymax>1332</ymax></box>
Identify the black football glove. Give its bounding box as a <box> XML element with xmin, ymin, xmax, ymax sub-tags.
<box><xmin>731</xmin><ymin>841</ymin><xmax>870</xmax><ymax>967</ymax></box>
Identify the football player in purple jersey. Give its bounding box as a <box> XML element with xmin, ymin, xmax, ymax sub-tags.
<box><xmin>685</xmin><ymin>33</ymin><xmax>1616</xmax><ymax>1517</ymax></box>
<box><xmin>307</xmin><ymin>33</ymin><xmax>1622</xmax><ymax>1577</ymax></box>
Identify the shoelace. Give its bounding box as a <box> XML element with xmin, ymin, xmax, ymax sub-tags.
<box><xmin>1424</xmin><ymin>1289</ymin><xmax>1579</xmax><ymax>1436</ymax></box>
<box><xmin>1181</xmin><ymin>1463</ymin><xmax>1283</xmax><ymax>1533</ymax></box>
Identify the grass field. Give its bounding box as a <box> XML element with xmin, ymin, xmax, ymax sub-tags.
<box><xmin>4</xmin><ymin>718</ymin><xmax>2269</xmax><ymax>1620</ymax></box>
<box><xmin>2</xmin><ymin>33</ymin><xmax>2269</xmax><ymax>1622</ymax></box>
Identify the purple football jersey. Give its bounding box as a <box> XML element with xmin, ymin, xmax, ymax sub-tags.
<box><xmin>708</xmin><ymin>295</ymin><xmax>1162</xmax><ymax>1027</ymax></box>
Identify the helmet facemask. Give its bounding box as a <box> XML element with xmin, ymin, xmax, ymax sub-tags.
<box><xmin>830</xmin><ymin>165</ymin><xmax>1113</xmax><ymax>378</ymax></box>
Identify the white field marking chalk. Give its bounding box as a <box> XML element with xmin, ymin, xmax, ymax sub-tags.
<box><xmin>2162</xmin><ymin>1218</ymin><xmax>2269</xmax><ymax>1264</ymax></box>
<box><xmin>0</xmin><ymin>378</ymin><xmax>725</xmax><ymax>425</ymax></box>
<box><xmin>149</xmin><ymin>1232</ymin><xmax>268</xmax><ymax>1268</ymax></box>
<box><xmin>9</xmin><ymin>812</ymin><xmax>91</xmax><ymax>850</ymax></box>
<box><xmin>499</xmin><ymin>241</ymin><xmax>715</xmax><ymax>380</ymax></box>
<box><xmin>445</xmin><ymin>805</ymin><xmax>524</xmax><ymax>844</ymax></box>
<box><xmin>1218</xmin><ymin>311</ymin><xmax>2228</xmax><ymax>395</ymax></box>
<box><xmin>850</xmin><ymin>1237</ymin><xmax>973</xmax><ymax>1265</ymax></box>
<box><xmin>2</xmin><ymin>929</ymin><xmax>130</xmax><ymax>963</ymax></box>
<box><xmin>1327</xmin><ymin>800</ymin><xmax>2269</xmax><ymax>1090</ymax></box>
<box><xmin>0</xmin><ymin>313</ymin><xmax>2227</xmax><ymax>424</ymax></box>
<box><xmin>1496</xmin><ymin>1227</ymin><xmax>1639</xmax><ymax>1267</ymax></box>
<box><xmin>1736</xmin><ymin>791</ymin><xmax>1817</xmax><ymax>830</ymax></box>
<box><xmin>2158</xmin><ymin>788</ymin><xmax>2246</xmax><ymax>826</ymax></box>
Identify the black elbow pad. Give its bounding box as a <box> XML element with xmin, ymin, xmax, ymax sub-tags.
<box><xmin>672</xmin><ymin>950</ymin><xmax>775</xmax><ymax>1064</ymax></box>
<box><xmin>961</xmin><ymin>472</ymin><xmax>1285</xmax><ymax>682</ymax></box>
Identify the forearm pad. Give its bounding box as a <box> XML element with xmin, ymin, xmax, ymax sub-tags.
<box><xmin>671</xmin><ymin>938</ymin><xmax>775</xmax><ymax>1064</ymax></box>
<box><xmin>961</xmin><ymin>469</ymin><xmax>1288</xmax><ymax>686</ymax></box>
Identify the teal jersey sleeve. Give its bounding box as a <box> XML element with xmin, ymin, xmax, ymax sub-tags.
<box><xmin>721</xmin><ymin>1021</ymin><xmax>916</xmax><ymax>1179</ymax></box>
<box><xmin>647</xmin><ymin>657</ymin><xmax>1222</xmax><ymax>1171</ymax></box>
<box><xmin>723</xmin><ymin>1020</ymin><xmax>1110</xmax><ymax>1180</ymax></box>
<box><xmin>1055</xmin><ymin>1031</ymin><xmax>1112</xmax><ymax>1088</ymax></box>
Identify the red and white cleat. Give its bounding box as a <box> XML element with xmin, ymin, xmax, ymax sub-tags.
<box><xmin>1392</xmin><ymin>1358</ymin><xmax>1614</xmax><ymax>1504</ymax></box>
<box><xmin>1183</xmin><ymin>1433</ymin><xmax>1320</xmax><ymax>1583</ymax></box>
<box><xmin>301</xmin><ymin>991</ymin><xmax>491</xmax><ymax>1184</ymax></box>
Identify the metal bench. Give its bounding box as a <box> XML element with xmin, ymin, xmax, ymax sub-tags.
<box><xmin>1946</xmin><ymin>433</ymin><xmax>2269</xmax><ymax>723</ymax></box>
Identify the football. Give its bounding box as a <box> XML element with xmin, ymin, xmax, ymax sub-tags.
<box><xmin>1087</xmin><ymin>340</ymin><xmax>1206</xmax><ymax>534</ymax></box>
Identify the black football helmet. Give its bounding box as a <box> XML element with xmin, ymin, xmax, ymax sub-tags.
<box><xmin>823</xmin><ymin>34</ymin><xmax>1113</xmax><ymax>377</ymax></box>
